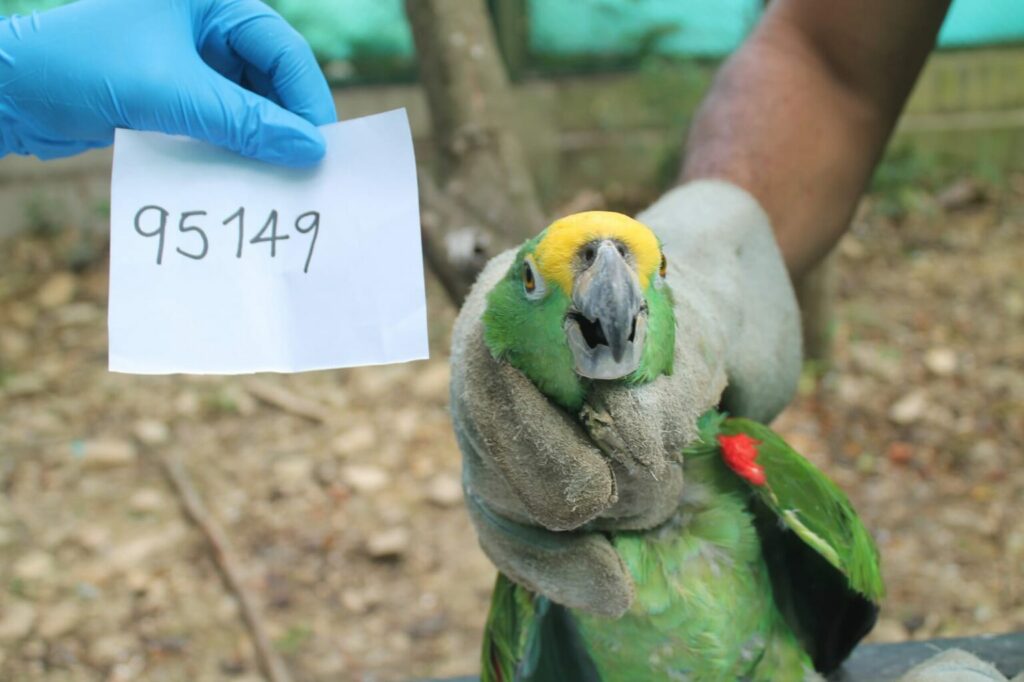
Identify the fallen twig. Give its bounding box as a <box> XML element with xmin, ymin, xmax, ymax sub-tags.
<box><xmin>244</xmin><ymin>377</ymin><xmax>331</xmax><ymax>423</ymax></box>
<box><xmin>160</xmin><ymin>452</ymin><xmax>293</xmax><ymax>682</ymax></box>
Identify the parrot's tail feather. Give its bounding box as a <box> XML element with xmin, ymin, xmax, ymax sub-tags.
<box><xmin>482</xmin><ymin>574</ymin><xmax>602</xmax><ymax>682</ymax></box>
<box><xmin>520</xmin><ymin>597</ymin><xmax>602</xmax><ymax>682</ymax></box>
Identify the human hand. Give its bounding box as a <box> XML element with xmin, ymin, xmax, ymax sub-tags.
<box><xmin>636</xmin><ymin>179</ymin><xmax>803</xmax><ymax>423</ymax></box>
<box><xmin>0</xmin><ymin>0</ymin><xmax>335</xmax><ymax>166</ymax></box>
<box><xmin>452</xmin><ymin>251</ymin><xmax>633</xmax><ymax>617</ymax></box>
<box><xmin>899</xmin><ymin>649</ymin><xmax>1015</xmax><ymax>682</ymax></box>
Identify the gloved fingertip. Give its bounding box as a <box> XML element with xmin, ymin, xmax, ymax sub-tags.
<box><xmin>308</xmin><ymin>96</ymin><xmax>338</xmax><ymax>128</ymax></box>
<box><xmin>256</xmin><ymin>121</ymin><xmax>327</xmax><ymax>168</ymax></box>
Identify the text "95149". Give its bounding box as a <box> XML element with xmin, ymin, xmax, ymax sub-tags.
<box><xmin>134</xmin><ymin>206</ymin><xmax>321</xmax><ymax>273</ymax></box>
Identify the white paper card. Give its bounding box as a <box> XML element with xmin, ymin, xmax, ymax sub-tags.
<box><xmin>108</xmin><ymin>109</ymin><xmax>428</xmax><ymax>374</ymax></box>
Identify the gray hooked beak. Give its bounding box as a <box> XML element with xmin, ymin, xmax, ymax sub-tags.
<box><xmin>564</xmin><ymin>240</ymin><xmax>648</xmax><ymax>380</ymax></box>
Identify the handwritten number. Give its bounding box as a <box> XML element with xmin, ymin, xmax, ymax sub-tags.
<box><xmin>136</xmin><ymin>206</ymin><xmax>318</xmax><ymax>271</ymax></box>
<box><xmin>294</xmin><ymin>211</ymin><xmax>320</xmax><ymax>274</ymax></box>
<box><xmin>176</xmin><ymin>211</ymin><xmax>209</xmax><ymax>260</ymax></box>
<box><xmin>222</xmin><ymin>207</ymin><xmax>244</xmax><ymax>258</ymax></box>
<box><xmin>250</xmin><ymin>210</ymin><xmax>289</xmax><ymax>257</ymax></box>
<box><xmin>134</xmin><ymin>205</ymin><xmax>168</xmax><ymax>265</ymax></box>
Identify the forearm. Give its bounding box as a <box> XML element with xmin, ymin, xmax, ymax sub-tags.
<box><xmin>681</xmin><ymin>1</ymin><xmax>949</xmax><ymax>277</ymax></box>
<box><xmin>681</xmin><ymin>33</ymin><xmax>884</xmax><ymax>276</ymax></box>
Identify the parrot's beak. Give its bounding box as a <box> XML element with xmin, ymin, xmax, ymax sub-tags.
<box><xmin>564</xmin><ymin>239</ymin><xmax>648</xmax><ymax>380</ymax></box>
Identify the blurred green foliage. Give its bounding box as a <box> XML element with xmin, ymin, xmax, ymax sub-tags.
<box><xmin>261</xmin><ymin>0</ymin><xmax>412</xmax><ymax>63</ymax></box>
<box><xmin>0</xmin><ymin>0</ymin><xmax>65</xmax><ymax>13</ymax></box>
<box><xmin>0</xmin><ymin>0</ymin><xmax>413</xmax><ymax>65</ymax></box>
<box><xmin>871</xmin><ymin>142</ymin><xmax>1007</xmax><ymax>218</ymax></box>
<box><xmin>870</xmin><ymin>145</ymin><xmax>944</xmax><ymax>218</ymax></box>
<box><xmin>274</xmin><ymin>625</ymin><xmax>312</xmax><ymax>655</ymax></box>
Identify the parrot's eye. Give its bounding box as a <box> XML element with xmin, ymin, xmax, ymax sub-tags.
<box><xmin>659</xmin><ymin>253</ymin><xmax>668</xmax><ymax>278</ymax></box>
<box><xmin>522</xmin><ymin>256</ymin><xmax>546</xmax><ymax>300</ymax></box>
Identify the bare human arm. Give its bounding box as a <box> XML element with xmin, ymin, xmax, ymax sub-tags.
<box><xmin>681</xmin><ymin>0</ymin><xmax>951</xmax><ymax>277</ymax></box>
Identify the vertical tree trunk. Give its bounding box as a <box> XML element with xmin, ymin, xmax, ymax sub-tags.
<box><xmin>406</xmin><ymin>0</ymin><xmax>544</xmax><ymax>304</ymax></box>
<box><xmin>796</xmin><ymin>255</ymin><xmax>835</xmax><ymax>368</ymax></box>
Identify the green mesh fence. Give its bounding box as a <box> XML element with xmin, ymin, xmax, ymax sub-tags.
<box><xmin>2</xmin><ymin>0</ymin><xmax>1022</xmax><ymax>81</ymax></box>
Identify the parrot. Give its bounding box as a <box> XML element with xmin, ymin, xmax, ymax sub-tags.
<box><xmin>471</xmin><ymin>211</ymin><xmax>884</xmax><ymax>681</ymax></box>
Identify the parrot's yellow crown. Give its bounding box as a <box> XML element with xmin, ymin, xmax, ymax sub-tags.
<box><xmin>533</xmin><ymin>211</ymin><xmax>663</xmax><ymax>295</ymax></box>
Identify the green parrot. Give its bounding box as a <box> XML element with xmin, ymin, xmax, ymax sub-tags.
<box><xmin>475</xmin><ymin>211</ymin><xmax>884</xmax><ymax>681</ymax></box>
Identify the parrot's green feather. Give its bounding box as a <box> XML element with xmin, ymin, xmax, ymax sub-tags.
<box><xmin>482</xmin><ymin>574</ymin><xmax>602</xmax><ymax>682</ymax></box>
<box><xmin>484</xmin><ymin>245</ymin><xmax>586</xmax><ymax>411</ymax></box>
<box><xmin>481</xmin><ymin>573</ymin><xmax>530</xmax><ymax>682</ymax></box>
<box><xmin>632</xmin><ymin>279</ymin><xmax>675</xmax><ymax>385</ymax></box>
<box><xmin>712</xmin><ymin>413</ymin><xmax>880</xmax><ymax>667</ymax></box>
<box><xmin>715</xmin><ymin>417</ymin><xmax>884</xmax><ymax>602</ymax></box>
<box><xmin>693</xmin><ymin>415</ymin><xmax>883</xmax><ymax>673</ymax></box>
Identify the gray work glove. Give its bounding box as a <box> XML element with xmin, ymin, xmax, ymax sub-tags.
<box><xmin>451</xmin><ymin>179</ymin><xmax>802</xmax><ymax>617</ymax></box>
<box><xmin>899</xmin><ymin>649</ymin><xmax>1019</xmax><ymax>682</ymax></box>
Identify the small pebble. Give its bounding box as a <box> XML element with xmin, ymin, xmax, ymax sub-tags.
<box><xmin>332</xmin><ymin>425</ymin><xmax>377</xmax><ymax>456</ymax></box>
<box><xmin>89</xmin><ymin>633</ymin><xmax>135</xmax><ymax>667</ymax></box>
<box><xmin>129</xmin><ymin>488</ymin><xmax>166</xmax><ymax>514</ymax></box>
<box><xmin>887</xmin><ymin>442</ymin><xmax>914</xmax><ymax>465</ymax></box>
<box><xmin>889</xmin><ymin>390</ymin><xmax>928</xmax><ymax>425</ymax></box>
<box><xmin>78</xmin><ymin>439</ymin><xmax>137</xmax><ymax>469</ymax></box>
<box><xmin>0</xmin><ymin>601</ymin><xmax>36</xmax><ymax>641</ymax></box>
<box><xmin>37</xmin><ymin>601</ymin><xmax>81</xmax><ymax>639</ymax></box>
<box><xmin>923</xmin><ymin>347</ymin><xmax>957</xmax><ymax>377</ymax></box>
<box><xmin>273</xmin><ymin>456</ymin><xmax>313</xmax><ymax>487</ymax></box>
<box><xmin>133</xmin><ymin>419</ymin><xmax>170</xmax><ymax>446</ymax></box>
<box><xmin>366</xmin><ymin>527</ymin><xmax>409</xmax><ymax>559</ymax></box>
<box><xmin>13</xmin><ymin>550</ymin><xmax>55</xmax><ymax>581</ymax></box>
<box><xmin>425</xmin><ymin>474</ymin><xmax>462</xmax><ymax>507</ymax></box>
<box><xmin>35</xmin><ymin>272</ymin><xmax>76</xmax><ymax>309</ymax></box>
<box><xmin>343</xmin><ymin>465</ymin><xmax>390</xmax><ymax>493</ymax></box>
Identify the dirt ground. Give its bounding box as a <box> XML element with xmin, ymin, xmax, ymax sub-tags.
<box><xmin>1</xmin><ymin>176</ymin><xmax>1022</xmax><ymax>682</ymax></box>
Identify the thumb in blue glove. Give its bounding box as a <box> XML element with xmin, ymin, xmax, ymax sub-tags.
<box><xmin>0</xmin><ymin>0</ymin><xmax>336</xmax><ymax>167</ymax></box>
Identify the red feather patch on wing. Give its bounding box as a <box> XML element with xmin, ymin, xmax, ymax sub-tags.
<box><xmin>717</xmin><ymin>433</ymin><xmax>766</xmax><ymax>486</ymax></box>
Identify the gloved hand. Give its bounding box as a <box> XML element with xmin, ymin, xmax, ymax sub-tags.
<box><xmin>638</xmin><ymin>179</ymin><xmax>802</xmax><ymax>423</ymax></box>
<box><xmin>0</xmin><ymin>0</ymin><xmax>335</xmax><ymax>166</ymax></box>
<box><xmin>451</xmin><ymin>179</ymin><xmax>802</xmax><ymax>617</ymax></box>
<box><xmin>899</xmin><ymin>649</ymin><xmax>1019</xmax><ymax>682</ymax></box>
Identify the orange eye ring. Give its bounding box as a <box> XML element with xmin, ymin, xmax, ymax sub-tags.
<box><xmin>659</xmin><ymin>253</ymin><xmax>668</xmax><ymax>278</ymax></box>
<box><xmin>523</xmin><ymin>261</ymin><xmax>536</xmax><ymax>292</ymax></box>
<box><xmin>521</xmin><ymin>255</ymin><xmax>547</xmax><ymax>299</ymax></box>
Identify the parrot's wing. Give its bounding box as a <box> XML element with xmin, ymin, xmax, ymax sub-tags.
<box><xmin>481</xmin><ymin>573</ymin><xmax>601</xmax><ymax>682</ymax></box>
<box><xmin>699</xmin><ymin>413</ymin><xmax>884</xmax><ymax>674</ymax></box>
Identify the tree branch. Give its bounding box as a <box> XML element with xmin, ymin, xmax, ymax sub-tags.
<box><xmin>160</xmin><ymin>453</ymin><xmax>293</xmax><ymax>682</ymax></box>
<box><xmin>406</xmin><ymin>0</ymin><xmax>544</xmax><ymax>303</ymax></box>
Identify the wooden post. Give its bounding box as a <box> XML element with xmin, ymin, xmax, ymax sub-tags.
<box><xmin>406</xmin><ymin>0</ymin><xmax>545</xmax><ymax>304</ymax></box>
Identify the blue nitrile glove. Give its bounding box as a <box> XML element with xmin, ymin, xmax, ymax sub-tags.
<box><xmin>0</xmin><ymin>0</ymin><xmax>336</xmax><ymax>167</ymax></box>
